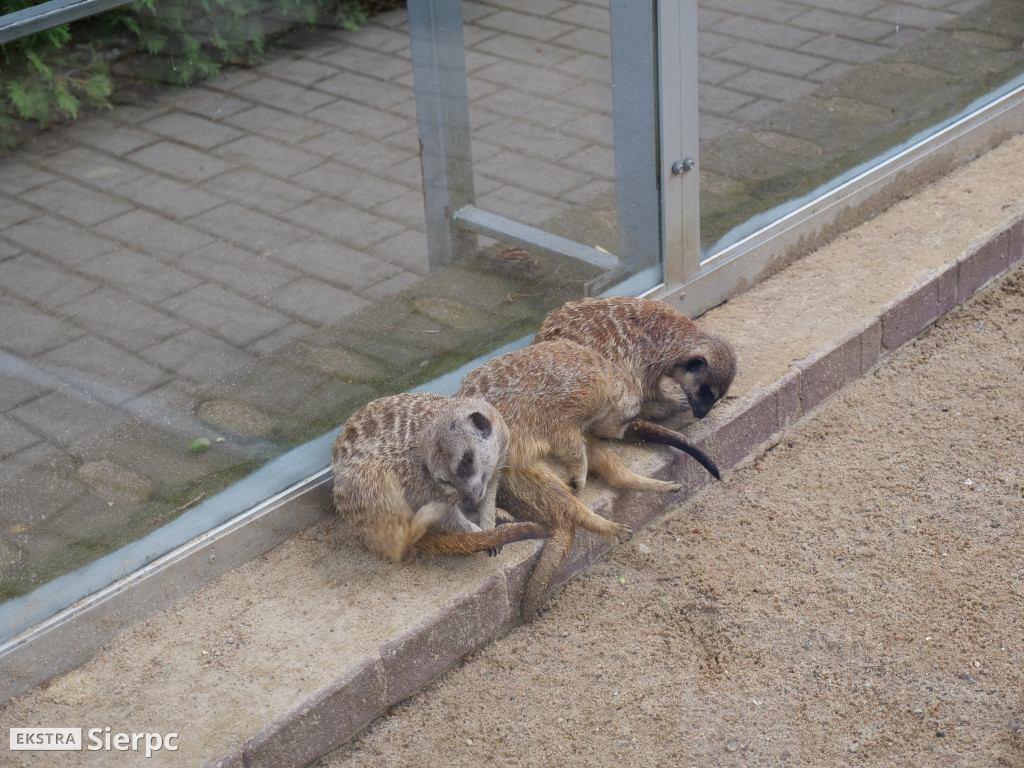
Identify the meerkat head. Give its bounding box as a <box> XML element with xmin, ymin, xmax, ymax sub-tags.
<box><xmin>423</xmin><ymin>401</ymin><xmax>508</xmax><ymax>504</ymax></box>
<box><xmin>670</xmin><ymin>336</ymin><xmax>738</xmax><ymax>419</ymax></box>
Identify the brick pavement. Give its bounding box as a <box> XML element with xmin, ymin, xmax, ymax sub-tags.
<box><xmin>1</xmin><ymin>0</ymin><xmax>1020</xmax><ymax>605</ymax></box>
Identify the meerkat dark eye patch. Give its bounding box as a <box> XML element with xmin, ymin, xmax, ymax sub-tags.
<box><xmin>699</xmin><ymin>385</ymin><xmax>713</xmax><ymax>400</ymax></box>
<box><xmin>468</xmin><ymin>411</ymin><xmax>492</xmax><ymax>438</ymax></box>
<box><xmin>457</xmin><ymin>450</ymin><xmax>475</xmax><ymax>479</ymax></box>
<box><xmin>684</xmin><ymin>357</ymin><xmax>707</xmax><ymax>376</ymax></box>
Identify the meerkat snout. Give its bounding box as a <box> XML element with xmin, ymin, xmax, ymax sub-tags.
<box><xmin>675</xmin><ymin>357</ymin><xmax>716</xmax><ymax>418</ymax></box>
<box><xmin>673</xmin><ymin>345</ymin><xmax>735</xmax><ymax>419</ymax></box>
<box><xmin>456</xmin><ymin>451</ymin><xmax>490</xmax><ymax>504</ymax></box>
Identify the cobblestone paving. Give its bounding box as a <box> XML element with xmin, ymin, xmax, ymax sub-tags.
<box><xmin>1</xmin><ymin>0</ymin><xmax>1021</xmax><ymax>603</ymax></box>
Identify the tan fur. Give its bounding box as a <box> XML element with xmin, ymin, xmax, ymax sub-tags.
<box><xmin>331</xmin><ymin>392</ymin><xmax>547</xmax><ymax>562</ymax></box>
<box><xmin>458</xmin><ymin>341</ymin><xmax>681</xmax><ymax>616</ymax></box>
<box><xmin>534</xmin><ymin>296</ymin><xmax>738</xmax><ymax>420</ymax></box>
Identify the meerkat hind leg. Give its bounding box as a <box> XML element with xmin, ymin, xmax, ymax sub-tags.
<box><xmin>565</xmin><ymin>490</ymin><xmax>631</xmax><ymax>544</ymax></box>
<box><xmin>586</xmin><ymin>440</ymin><xmax>681</xmax><ymax>494</ymax></box>
<box><xmin>523</xmin><ymin>526</ymin><xmax>575</xmax><ymax>619</ymax></box>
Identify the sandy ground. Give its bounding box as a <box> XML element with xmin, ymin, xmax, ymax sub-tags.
<box><xmin>316</xmin><ymin>265</ymin><xmax>1024</xmax><ymax>768</ymax></box>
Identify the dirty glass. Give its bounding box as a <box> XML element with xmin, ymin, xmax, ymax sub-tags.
<box><xmin>462</xmin><ymin>0</ymin><xmax>622</xmax><ymax>287</ymax></box>
<box><xmin>697</xmin><ymin>0</ymin><xmax>1024</xmax><ymax>257</ymax></box>
<box><xmin>0</xmin><ymin>0</ymin><xmax>644</xmax><ymax>641</ymax></box>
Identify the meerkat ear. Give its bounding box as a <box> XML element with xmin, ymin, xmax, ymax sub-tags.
<box><xmin>468</xmin><ymin>411</ymin><xmax>492</xmax><ymax>438</ymax></box>
<box><xmin>683</xmin><ymin>356</ymin><xmax>707</xmax><ymax>376</ymax></box>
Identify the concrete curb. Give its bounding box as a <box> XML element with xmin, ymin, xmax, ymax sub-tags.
<box><xmin>211</xmin><ymin>214</ymin><xmax>1023</xmax><ymax>768</ymax></box>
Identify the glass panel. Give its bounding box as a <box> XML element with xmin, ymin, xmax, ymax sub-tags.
<box><xmin>463</xmin><ymin>0</ymin><xmax>634</xmax><ymax>292</ymax></box>
<box><xmin>697</xmin><ymin>0</ymin><xmax>1024</xmax><ymax>256</ymax></box>
<box><xmin>0</xmin><ymin>0</ymin><xmax>647</xmax><ymax>639</ymax></box>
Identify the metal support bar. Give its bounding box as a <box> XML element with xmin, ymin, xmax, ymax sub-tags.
<box><xmin>608</xmin><ymin>0</ymin><xmax>662</xmax><ymax>279</ymax></box>
<box><xmin>0</xmin><ymin>0</ymin><xmax>134</xmax><ymax>43</ymax></box>
<box><xmin>454</xmin><ymin>205</ymin><xmax>618</xmax><ymax>271</ymax></box>
<box><xmin>658</xmin><ymin>0</ymin><xmax>701</xmax><ymax>286</ymax></box>
<box><xmin>407</xmin><ymin>0</ymin><xmax>477</xmax><ymax>270</ymax></box>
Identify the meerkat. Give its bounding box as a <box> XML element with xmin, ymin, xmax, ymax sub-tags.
<box><xmin>331</xmin><ymin>392</ymin><xmax>548</xmax><ymax>563</ymax></box>
<box><xmin>458</xmin><ymin>340</ymin><xmax>688</xmax><ymax>617</ymax></box>
<box><xmin>534</xmin><ymin>296</ymin><xmax>738</xmax><ymax>421</ymax></box>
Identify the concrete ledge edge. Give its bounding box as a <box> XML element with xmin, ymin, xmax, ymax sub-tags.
<box><xmin>212</xmin><ymin>218</ymin><xmax>1022</xmax><ymax>768</ymax></box>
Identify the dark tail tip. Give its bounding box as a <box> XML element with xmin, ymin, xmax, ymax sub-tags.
<box><xmin>630</xmin><ymin>420</ymin><xmax>722</xmax><ymax>480</ymax></box>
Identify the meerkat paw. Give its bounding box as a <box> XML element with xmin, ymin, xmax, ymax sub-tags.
<box><xmin>494</xmin><ymin>507</ymin><xmax>516</xmax><ymax>525</ymax></box>
<box><xmin>412</xmin><ymin>501</ymin><xmax>448</xmax><ymax>528</ymax></box>
<box><xmin>601</xmin><ymin>521</ymin><xmax>632</xmax><ymax>545</ymax></box>
<box><xmin>487</xmin><ymin>545</ymin><xmax>503</xmax><ymax>557</ymax></box>
<box><xmin>649</xmin><ymin>479</ymin><xmax>682</xmax><ymax>494</ymax></box>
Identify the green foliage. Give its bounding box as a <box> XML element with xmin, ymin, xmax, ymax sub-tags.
<box><xmin>0</xmin><ymin>0</ymin><xmax>113</xmax><ymax>145</ymax></box>
<box><xmin>0</xmin><ymin>0</ymin><xmax>382</xmax><ymax>144</ymax></box>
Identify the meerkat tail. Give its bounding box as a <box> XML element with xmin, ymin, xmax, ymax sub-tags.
<box><xmin>629</xmin><ymin>420</ymin><xmax>722</xmax><ymax>480</ymax></box>
<box><xmin>508</xmin><ymin>469</ymin><xmax>629</xmax><ymax>617</ymax></box>
<box><xmin>522</xmin><ymin>526</ymin><xmax>575</xmax><ymax>620</ymax></box>
<box><xmin>414</xmin><ymin>522</ymin><xmax>549</xmax><ymax>557</ymax></box>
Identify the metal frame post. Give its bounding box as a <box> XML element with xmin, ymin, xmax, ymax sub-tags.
<box><xmin>608</xmin><ymin>0</ymin><xmax>662</xmax><ymax>280</ymax></box>
<box><xmin>407</xmin><ymin>0</ymin><xmax>477</xmax><ymax>269</ymax></box>
<box><xmin>657</xmin><ymin>0</ymin><xmax>701</xmax><ymax>288</ymax></box>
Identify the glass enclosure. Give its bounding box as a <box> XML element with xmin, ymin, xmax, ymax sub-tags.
<box><xmin>0</xmin><ymin>0</ymin><xmax>642</xmax><ymax>644</ymax></box>
<box><xmin>466</xmin><ymin>2</ymin><xmax>620</xmax><ymax>260</ymax></box>
<box><xmin>0</xmin><ymin>0</ymin><xmax>1022</xmax><ymax>678</ymax></box>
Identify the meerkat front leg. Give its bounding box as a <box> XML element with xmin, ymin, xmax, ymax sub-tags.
<box><xmin>585</xmin><ymin>439</ymin><xmax>682</xmax><ymax>494</ymax></box>
<box><xmin>642</xmin><ymin>376</ymin><xmax>689</xmax><ymax>420</ymax></box>
<box><xmin>475</xmin><ymin>472</ymin><xmax>501</xmax><ymax>530</ymax></box>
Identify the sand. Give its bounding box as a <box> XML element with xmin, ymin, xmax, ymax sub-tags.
<box><xmin>316</xmin><ymin>265</ymin><xmax>1024</xmax><ymax>768</ymax></box>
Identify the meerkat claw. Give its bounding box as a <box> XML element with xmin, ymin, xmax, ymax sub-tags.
<box><xmin>613</xmin><ymin>523</ymin><xmax>632</xmax><ymax>544</ymax></box>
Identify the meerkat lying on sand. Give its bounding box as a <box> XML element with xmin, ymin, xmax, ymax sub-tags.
<box><xmin>458</xmin><ymin>340</ymin><xmax>714</xmax><ymax>617</ymax></box>
<box><xmin>331</xmin><ymin>392</ymin><xmax>548</xmax><ymax>563</ymax></box>
<box><xmin>534</xmin><ymin>296</ymin><xmax>737</xmax><ymax>421</ymax></box>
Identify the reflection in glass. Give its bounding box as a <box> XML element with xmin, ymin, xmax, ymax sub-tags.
<box><xmin>698</xmin><ymin>0</ymin><xmax>1024</xmax><ymax>256</ymax></box>
<box><xmin>0</xmin><ymin>0</ymin><xmax>610</xmax><ymax>634</ymax></box>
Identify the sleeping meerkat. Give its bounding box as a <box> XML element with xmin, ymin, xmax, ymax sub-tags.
<box><xmin>458</xmin><ymin>340</ymin><xmax>687</xmax><ymax>617</ymax></box>
<box><xmin>331</xmin><ymin>392</ymin><xmax>548</xmax><ymax>563</ymax></box>
<box><xmin>534</xmin><ymin>296</ymin><xmax>738</xmax><ymax>421</ymax></box>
